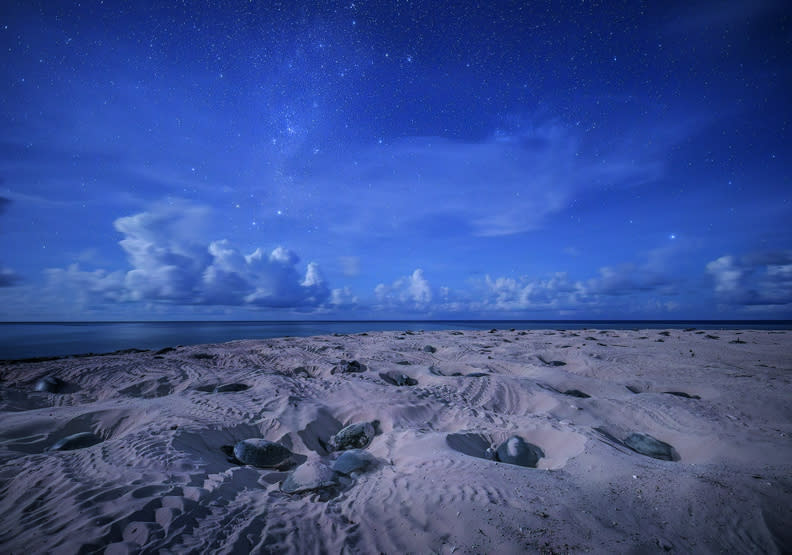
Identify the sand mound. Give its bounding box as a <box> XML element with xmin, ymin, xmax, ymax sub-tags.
<box><xmin>1</xmin><ymin>329</ymin><xmax>790</xmax><ymax>553</ymax></box>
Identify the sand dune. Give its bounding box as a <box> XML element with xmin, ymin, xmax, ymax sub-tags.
<box><xmin>1</xmin><ymin>328</ymin><xmax>790</xmax><ymax>553</ymax></box>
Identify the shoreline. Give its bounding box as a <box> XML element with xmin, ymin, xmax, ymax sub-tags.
<box><xmin>1</xmin><ymin>328</ymin><xmax>790</xmax><ymax>552</ymax></box>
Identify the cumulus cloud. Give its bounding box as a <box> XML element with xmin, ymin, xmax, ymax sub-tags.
<box><xmin>375</xmin><ymin>269</ymin><xmax>433</xmax><ymax>308</ymax></box>
<box><xmin>53</xmin><ymin>202</ymin><xmax>330</xmax><ymax>309</ymax></box>
<box><xmin>329</xmin><ymin>286</ymin><xmax>359</xmax><ymax>308</ymax></box>
<box><xmin>707</xmin><ymin>251</ymin><xmax>792</xmax><ymax>308</ymax></box>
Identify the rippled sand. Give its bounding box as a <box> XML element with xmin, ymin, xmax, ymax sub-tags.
<box><xmin>1</xmin><ymin>328</ymin><xmax>790</xmax><ymax>553</ymax></box>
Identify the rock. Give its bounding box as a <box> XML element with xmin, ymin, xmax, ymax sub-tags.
<box><xmin>331</xmin><ymin>360</ymin><xmax>367</xmax><ymax>374</ymax></box>
<box><xmin>379</xmin><ymin>372</ymin><xmax>417</xmax><ymax>386</ymax></box>
<box><xmin>423</xmin><ymin>345</ymin><xmax>436</xmax><ymax>353</ymax></box>
<box><xmin>233</xmin><ymin>439</ymin><xmax>293</xmax><ymax>468</ymax></box>
<box><xmin>329</xmin><ymin>421</ymin><xmax>379</xmax><ymax>451</ymax></box>
<box><xmin>494</xmin><ymin>436</ymin><xmax>544</xmax><ymax>468</ymax></box>
<box><xmin>49</xmin><ymin>432</ymin><xmax>102</xmax><ymax>451</ymax></box>
<box><xmin>281</xmin><ymin>459</ymin><xmax>337</xmax><ymax>494</ymax></box>
<box><xmin>331</xmin><ymin>449</ymin><xmax>377</xmax><ymax>475</ymax></box>
<box><xmin>35</xmin><ymin>375</ymin><xmax>66</xmax><ymax>393</ymax></box>
<box><xmin>623</xmin><ymin>433</ymin><xmax>678</xmax><ymax>461</ymax></box>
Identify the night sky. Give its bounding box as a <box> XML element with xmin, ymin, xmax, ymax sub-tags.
<box><xmin>1</xmin><ymin>1</ymin><xmax>790</xmax><ymax>320</ymax></box>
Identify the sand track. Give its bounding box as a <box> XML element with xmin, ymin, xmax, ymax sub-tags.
<box><xmin>1</xmin><ymin>328</ymin><xmax>790</xmax><ymax>553</ymax></box>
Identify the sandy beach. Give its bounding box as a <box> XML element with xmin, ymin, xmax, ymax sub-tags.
<box><xmin>0</xmin><ymin>328</ymin><xmax>790</xmax><ymax>554</ymax></box>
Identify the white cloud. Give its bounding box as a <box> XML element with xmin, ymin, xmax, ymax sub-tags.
<box><xmin>307</xmin><ymin>123</ymin><xmax>662</xmax><ymax>238</ymax></box>
<box><xmin>706</xmin><ymin>255</ymin><xmax>743</xmax><ymax>293</ymax></box>
<box><xmin>706</xmin><ymin>251</ymin><xmax>792</xmax><ymax>308</ymax></box>
<box><xmin>375</xmin><ymin>268</ymin><xmax>433</xmax><ymax>309</ymax></box>
<box><xmin>52</xmin><ymin>202</ymin><xmax>330</xmax><ymax>309</ymax></box>
<box><xmin>329</xmin><ymin>286</ymin><xmax>358</xmax><ymax>307</ymax></box>
<box><xmin>338</xmin><ymin>256</ymin><xmax>360</xmax><ymax>277</ymax></box>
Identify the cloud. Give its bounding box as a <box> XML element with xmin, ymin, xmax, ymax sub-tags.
<box><xmin>52</xmin><ymin>202</ymin><xmax>330</xmax><ymax>309</ymax></box>
<box><xmin>338</xmin><ymin>256</ymin><xmax>360</xmax><ymax>277</ymax></box>
<box><xmin>0</xmin><ymin>196</ymin><xmax>20</xmax><ymax>287</ymax></box>
<box><xmin>375</xmin><ymin>269</ymin><xmax>433</xmax><ymax>309</ymax></box>
<box><xmin>328</xmin><ymin>286</ymin><xmax>358</xmax><ymax>308</ymax></box>
<box><xmin>707</xmin><ymin>251</ymin><xmax>792</xmax><ymax>308</ymax></box>
<box><xmin>706</xmin><ymin>256</ymin><xmax>743</xmax><ymax>293</ymax></box>
<box><xmin>305</xmin><ymin>123</ymin><xmax>662</xmax><ymax>238</ymax></box>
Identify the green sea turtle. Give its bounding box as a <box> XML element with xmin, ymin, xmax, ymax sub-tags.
<box><xmin>49</xmin><ymin>432</ymin><xmax>102</xmax><ymax>451</ymax></box>
<box><xmin>331</xmin><ymin>449</ymin><xmax>377</xmax><ymax>475</ymax></box>
<box><xmin>623</xmin><ymin>433</ymin><xmax>678</xmax><ymax>461</ymax></box>
<box><xmin>231</xmin><ymin>439</ymin><xmax>294</xmax><ymax>469</ymax></box>
<box><xmin>35</xmin><ymin>376</ymin><xmax>66</xmax><ymax>393</ymax></box>
<box><xmin>379</xmin><ymin>371</ymin><xmax>417</xmax><ymax>386</ymax></box>
<box><xmin>281</xmin><ymin>459</ymin><xmax>337</xmax><ymax>494</ymax></box>
<box><xmin>329</xmin><ymin>421</ymin><xmax>379</xmax><ymax>451</ymax></box>
<box><xmin>494</xmin><ymin>435</ymin><xmax>544</xmax><ymax>468</ymax></box>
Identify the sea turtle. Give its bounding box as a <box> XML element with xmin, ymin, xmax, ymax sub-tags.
<box><xmin>329</xmin><ymin>421</ymin><xmax>379</xmax><ymax>451</ymax></box>
<box><xmin>331</xmin><ymin>449</ymin><xmax>377</xmax><ymax>475</ymax></box>
<box><xmin>35</xmin><ymin>376</ymin><xmax>66</xmax><ymax>393</ymax></box>
<box><xmin>494</xmin><ymin>435</ymin><xmax>544</xmax><ymax>468</ymax></box>
<box><xmin>379</xmin><ymin>371</ymin><xmax>417</xmax><ymax>386</ymax></box>
<box><xmin>281</xmin><ymin>459</ymin><xmax>337</xmax><ymax>494</ymax></box>
<box><xmin>49</xmin><ymin>432</ymin><xmax>102</xmax><ymax>451</ymax></box>
<box><xmin>623</xmin><ymin>433</ymin><xmax>678</xmax><ymax>461</ymax></box>
<box><xmin>213</xmin><ymin>383</ymin><xmax>250</xmax><ymax>393</ymax></box>
<box><xmin>331</xmin><ymin>360</ymin><xmax>367</xmax><ymax>374</ymax></box>
<box><xmin>231</xmin><ymin>438</ymin><xmax>294</xmax><ymax>469</ymax></box>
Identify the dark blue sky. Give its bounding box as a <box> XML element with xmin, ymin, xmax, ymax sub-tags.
<box><xmin>0</xmin><ymin>0</ymin><xmax>790</xmax><ymax>320</ymax></box>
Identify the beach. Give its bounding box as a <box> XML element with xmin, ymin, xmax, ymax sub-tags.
<box><xmin>1</xmin><ymin>328</ymin><xmax>790</xmax><ymax>553</ymax></box>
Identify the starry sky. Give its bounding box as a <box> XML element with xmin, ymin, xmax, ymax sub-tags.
<box><xmin>0</xmin><ymin>0</ymin><xmax>790</xmax><ymax>321</ymax></box>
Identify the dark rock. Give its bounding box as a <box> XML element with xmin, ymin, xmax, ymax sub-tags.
<box><xmin>495</xmin><ymin>436</ymin><xmax>544</xmax><ymax>468</ymax></box>
<box><xmin>623</xmin><ymin>433</ymin><xmax>679</xmax><ymax>461</ymax></box>
<box><xmin>155</xmin><ymin>347</ymin><xmax>176</xmax><ymax>354</ymax></box>
<box><xmin>423</xmin><ymin>345</ymin><xmax>436</xmax><ymax>353</ymax></box>
<box><xmin>49</xmin><ymin>432</ymin><xmax>102</xmax><ymax>451</ymax></box>
<box><xmin>625</xmin><ymin>385</ymin><xmax>642</xmax><ymax>394</ymax></box>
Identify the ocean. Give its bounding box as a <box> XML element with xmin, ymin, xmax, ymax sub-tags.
<box><xmin>0</xmin><ymin>320</ymin><xmax>790</xmax><ymax>360</ymax></box>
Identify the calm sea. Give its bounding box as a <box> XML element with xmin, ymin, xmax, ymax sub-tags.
<box><xmin>0</xmin><ymin>320</ymin><xmax>790</xmax><ymax>360</ymax></box>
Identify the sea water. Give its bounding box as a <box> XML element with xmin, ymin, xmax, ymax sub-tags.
<box><xmin>0</xmin><ymin>320</ymin><xmax>789</xmax><ymax>360</ymax></box>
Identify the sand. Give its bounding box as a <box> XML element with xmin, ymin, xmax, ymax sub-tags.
<box><xmin>0</xmin><ymin>328</ymin><xmax>790</xmax><ymax>554</ymax></box>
